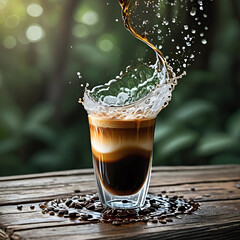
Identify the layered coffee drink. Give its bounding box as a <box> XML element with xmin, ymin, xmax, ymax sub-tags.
<box><xmin>89</xmin><ymin>116</ymin><xmax>156</xmax><ymax>197</ymax></box>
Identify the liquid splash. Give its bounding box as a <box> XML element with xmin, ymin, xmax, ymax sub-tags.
<box><xmin>83</xmin><ymin>0</ymin><xmax>209</xmax><ymax>119</ymax></box>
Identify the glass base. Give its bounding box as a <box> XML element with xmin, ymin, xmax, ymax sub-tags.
<box><xmin>106</xmin><ymin>199</ymin><xmax>140</xmax><ymax>209</ymax></box>
<box><xmin>94</xmin><ymin>163</ymin><xmax>152</xmax><ymax>209</ymax></box>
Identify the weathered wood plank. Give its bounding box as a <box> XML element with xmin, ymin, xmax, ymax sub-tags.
<box><xmin>7</xmin><ymin>200</ymin><xmax>240</xmax><ymax>240</ymax></box>
<box><xmin>0</xmin><ymin>166</ymin><xmax>239</xmax><ymax>205</ymax></box>
<box><xmin>0</xmin><ymin>165</ymin><xmax>238</xmax><ymax>182</ymax></box>
<box><xmin>0</xmin><ymin>181</ymin><xmax>239</xmax><ymax>213</ymax></box>
<box><xmin>0</xmin><ymin>165</ymin><xmax>239</xmax><ymax>240</ymax></box>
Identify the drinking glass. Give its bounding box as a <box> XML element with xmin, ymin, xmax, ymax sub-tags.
<box><xmin>88</xmin><ymin>115</ymin><xmax>156</xmax><ymax>209</ymax></box>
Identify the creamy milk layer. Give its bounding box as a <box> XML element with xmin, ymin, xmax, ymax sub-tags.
<box><xmin>89</xmin><ymin>116</ymin><xmax>155</xmax><ymax>163</ymax></box>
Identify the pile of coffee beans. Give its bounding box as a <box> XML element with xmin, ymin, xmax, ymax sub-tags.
<box><xmin>35</xmin><ymin>193</ymin><xmax>200</xmax><ymax>226</ymax></box>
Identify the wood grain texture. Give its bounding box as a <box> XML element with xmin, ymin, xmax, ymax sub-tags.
<box><xmin>0</xmin><ymin>165</ymin><xmax>240</xmax><ymax>240</ymax></box>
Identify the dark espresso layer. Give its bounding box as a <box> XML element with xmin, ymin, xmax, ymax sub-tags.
<box><xmin>93</xmin><ymin>149</ymin><xmax>152</xmax><ymax>196</ymax></box>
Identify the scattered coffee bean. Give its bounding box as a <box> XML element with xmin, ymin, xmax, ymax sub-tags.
<box><xmin>130</xmin><ymin>219</ymin><xmax>136</xmax><ymax>223</ymax></box>
<box><xmin>69</xmin><ymin>211</ymin><xmax>79</xmax><ymax>218</ymax></box>
<box><xmin>65</xmin><ymin>199</ymin><xmax>72</xmax><ymax>207</ymax></box>
<box><xmin>17</xmin><ymin>205</ymin><xmax>23</xmax><ymax>210</ymax></box>
<box><xmin>30</xmin><ymin>205</ymin><xmax>35</xmax><ymax>210</ymax></box>
<box><xmin>159</xmin><ymin>220</ymin><xmax>167</xmax><ymax>224</ymax></box>
<box><xmin>80</xmin><ymin>214</ymin><xmax>90</xmax><ymax>220</ymax></box>
<box><xmin>151</xmin><ymin>218</ymin><xmax>158</xmax><ymax>223</ymax></box>
<box><xmin>142</xmin><ymin>216</ymin><xmax>149</xmax><ymax>222</ymax></box>
<box><xmin>88</xmin><ymin>218</ymin><xmax>100</xmax><ymax>223</ymax></box>
<box><xmin>178</xmin><ymin>206</ymin><xmax>186</xmax><ymax>212</ymax></box>
<box><xmin>191</xmin><ymin>187</ymin><xmax>196</xmax><ymax>191</ymax></box>
<box><xmin>126</xmin><ymin>209</ymin><xmax>137</xmax><ymax>216</ymax></box>
<box><xmin>122</xmin><ymin>200</ymin><xmax>128</xmax><ymax>203</ymax></box>
<box><xmin>86</xmin><ymin>203</ymin><xmax>95</xmax><ymax>210</ymax></box>
<box><xmin>161</xmin><ymin>190</ymin><xmax>167</xmax><ymax>193</ymax></box>
<box><xmin>112</xmin><ymin>221</ymin><xmax>122</xmax><ymax>226</ymax></box>
<box><xmin>74</xmin><ymin>189</ymin><xmax>81</xmax><ymax>193</ymax></box>
<box><xmin>39</xmin><ymin>192</ymin><xmax>200</xmax><ymax>226</ymax></box>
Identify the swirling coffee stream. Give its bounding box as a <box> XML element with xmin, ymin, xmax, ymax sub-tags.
<box><xmin>119</xmin><ymin>0</ymin><xmax>173</xmax><ymax>79</ymax></box>
<box><xmin>88</xmin><ymin>0</ymin><xmax>174</xmax><ymax>107</ymax></box>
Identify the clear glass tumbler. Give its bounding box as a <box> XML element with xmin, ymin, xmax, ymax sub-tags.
<box><xmin>88</xmin><ymin>115</ymin><xmax>156</xmax><ymax>209</ymax></box>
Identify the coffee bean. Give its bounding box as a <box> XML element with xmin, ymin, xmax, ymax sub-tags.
<box><xmin>126</xmin><ymin>209</ymin><xmax>137</xmax><ymax>216</ymax></box>
<box><xmin>49</xmin><ymin>211</ymin><xmax>55</xmax><ymax>215</ymax></box>
<box><xmin>80</xmin><ymin>214</ymin><xmax>90</xmax><ymax>220</ymax></box>
<box><xmin>150</xmin><ymin>199</ymin><xmax>156</xmax><ymax>204</ymax></box>
<box><xmin>75</xmin><ymin>203</ymin><xmax>83</xmax><ymax>209</ymax></box>
<box><xmin>65</xmin><ymin>199</ymin><xmax>72</xmax><ymax>207</ymax></box>
<box><xmin>74</xmin><ymin>189</ymin><xmax>81</xmax><ymax>193</ymax></box>
<box><xmin>17</xmin><ymin>205</ymin><xmax>23</xmax><ymax>210</ymax></box>
<box><xmin>69</xmin><ymin>202</ymin><xmax>76</xmax><ymax>208</ymax></box>
<box><xmin>69</xmin><ymin>211</ymin><xmax>79</xmax><ymax>218</ymax></box>
<box><xmin>116</xmin><ymin>211</ymin><xmax>127</xmax><ymax>218</ymax></box>
<box><xmin>95</xmin><ymin>207</ymin><xmax>104</xmax><ymax>212</ymax></box>
<box><xmin>178</xmin><ymin>206</ymin><xmax>186</xmax><ymax>212</ymax></box>
<box><xmin>85</xmin><ymin>203</ymin><xmax>95</xmax><ymax>210</ymax></box>
<box><xmin>161</xmin><ymin>190</ymin><xmax>167</xmax><ymax>194</ymax></box>
<box><xmin>191</xmin><ymin>187</ymin><xmax>196</xmax><ymax>191</ymax></box>
<box><xmin>112</xmin><ymin>221</ymin><xmax>121</xmax><ymax>226</ymax></box>
<box><xmin>88</xmin><ymin>218</ymin><xmax>100</xmax><ymax>223</ymax></box>
<box><xmin>151</xmin><ymin>203</ymin><xmax>159</xmax><ymax>209</ymax></box>
<box><xmin>130</xmin><ymin>219</ymin><xmax>136</xmax><ymax>223</ymax></box>
<box><xmin>151</xmin><ymin>218</ymin><xmax>158</xmax><ymax>223</ymax></box>
<box><xmin>166</xmin><ymin>218</ymin><xmax>173</xmax><ymax>222</ymax></box>
<box><xmin>92</xmin><ymin>195</ymin><xmax>99</xmax><ymax>200</ymax></box>
<box><xmin>159</xmin><ymin>220</ymin><xmax>167</xmax><ymax>224</ymax></box>
<box><xmin>142</xmin><ymin>217</ymin><xmax>149</xmax><ymax>222</ymax></box>
<box><xmin>39</xmin><ymin>204</ymin><xmax>46</xmax><ymax>210</ymax></box>
<box><xmin>169</xmin><ymin>190</ymin><xmax>175</xmax><ymax>193</ymax></box>
<box><xmin>149</xmin><ymin>207</ymin><xmax>156</xmax><ymax>212</ymax></box>
<box><xmin>122</xmin><ymin>200</ymin><xmax>128</xmax><ymax>203</ymax></box>
<box><xmin>30</xmin><ymin>205</ymin><xmax>35</xmax><ymax>210</ymax></box>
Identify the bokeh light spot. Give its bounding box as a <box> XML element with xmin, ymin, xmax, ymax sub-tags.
<box><xmin>5</xmin><ymin>15</ymin><xmax>20</xmax><ymax>28</ymax></box>
<box><xmin>72</xmin><ymin>24</ymin><xmax>89</xmax><ymax>38</ymax></box>
<box><xmin>3</xmin><ymin>36</ymin><xmax>17</xmax><ymax>49</ymax></box>
<box><xmin>26</xmin><ymin>24</ymin><xmax>45</xmax><ymax>42</ymax></box>
<box><xmin>81</xmin><ymin>11</ymin><xmax>98</xmax><ymax>25</ymax></box>
<box><xmin>0</xmin><ymin>0</ymin><xmax>8</xmax><ymax>10</ymax></box>
<box><xmin>27</xmin><ymin>4</ymin><xmax>43</xmax><ymax>17</ymax></box>
<box><xmin>98</xmin><ymin>39</ymin><xmax>114</xmax><ymax>52</ymax></box>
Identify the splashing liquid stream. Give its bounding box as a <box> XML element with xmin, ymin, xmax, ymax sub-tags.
<box><xmin>83</xmin><ymin>0</ymin><xmax>209</xmax><ymax>119</ymax></box>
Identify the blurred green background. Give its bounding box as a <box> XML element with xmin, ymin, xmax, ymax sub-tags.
<box><xmin>0</xmin><ymin>0</ymin><xmax>240</xmax><ymax>176</ymax></box>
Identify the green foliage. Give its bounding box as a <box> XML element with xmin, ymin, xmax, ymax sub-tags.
<box><xmin>0</xmin><ymin>0</ymin><xmax>239</xmax><ymax>176</ymax></box>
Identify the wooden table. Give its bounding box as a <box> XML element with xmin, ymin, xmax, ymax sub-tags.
<box><xmin>0</xmin><ymin>165</ymin><xmax>240</xmax><ymax>240</ymax></box>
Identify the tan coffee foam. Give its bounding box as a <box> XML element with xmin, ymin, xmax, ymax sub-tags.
<box><xmin>88</xmin><ymin>115</ymin><xmax>156</xmax><ymax>129</ymax></box>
